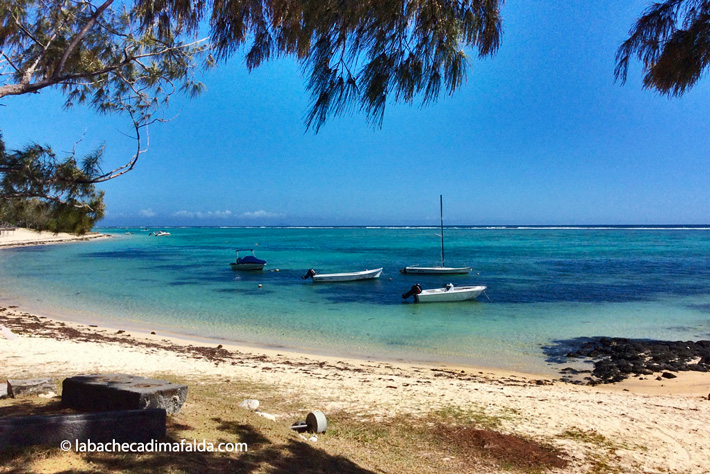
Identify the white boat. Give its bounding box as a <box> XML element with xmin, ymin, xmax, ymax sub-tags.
<box><xmin>302</xmin><ymin>268</ymin><xmax>383</xmax><ymax>282</ymax></box>
<box><xmin>403</xmin><ymin>283</ymin><xmax>487</xmax><ymax>303</ymax></box>
<box><xmin>401</xmin><ymin>195</ymin><xmax>471</xmax><ymax>275</ymax></box>
<box><xmin>149</xmin><ymin>230</ymin><xmax>171</xmax><ymax>236</ymax></box>
<box><xmin>230</xmin><ymin>249</ymin><xmax>266</xmax><ymax>271</ymax></box>
<box><xmin>401</xmin><ymin>266</ymin><xmax>472</xmax><ymax>274</ymax></box>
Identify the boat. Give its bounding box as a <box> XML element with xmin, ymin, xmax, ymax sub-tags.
<box><xmin>402</xmin><ymin>283</ymin><xmax>486</xmax><ymax>303</ymax></box>
<box><xmin>401</xmin><ymin>195</ymin><xmax>471</xmax><ymax>275</ymax></box>
<box><xmin>230</xmin><ymin>249</ymin><xmax>267</xmax><ymax>271</ymax></box>
<box><xmin>302</xmin><ymin>268</ymin><xmax>383</xmax><ymax>282</ymax></box>
<box><xmin>400</xmin><ymin>266</ymin><xmax>472</xmax><ymax>274</ymax></box>
<box><xmin>149</xmin><ymin>230</ymin><xmax>171</xmax><ymax>236</ymax></box>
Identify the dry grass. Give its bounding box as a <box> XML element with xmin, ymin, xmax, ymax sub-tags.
<box><xmin>0</xmin><ymin>377</ymin><xmax>570</xmax><ymax>474</ymax></box>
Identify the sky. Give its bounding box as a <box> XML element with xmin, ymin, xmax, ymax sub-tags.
<box><xmin>2</xmin><ymin>0</ymin><xmax>710</xmax><ymax>226</ymax></box>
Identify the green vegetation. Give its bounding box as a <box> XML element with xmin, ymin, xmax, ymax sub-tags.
<box><xmin>0</xmin><ymin>133</ymin><xmax>105</xmax><ymax>234</ymax></box>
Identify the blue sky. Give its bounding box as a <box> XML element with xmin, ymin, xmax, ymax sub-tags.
<box><xmin>2</xmin><ymin>0</ymin><xmax>710</xmax><ymax>226</ymax></box>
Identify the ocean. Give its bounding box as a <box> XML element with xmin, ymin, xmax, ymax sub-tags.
<box><xmin>1</xmin><ymin>226</ymin><xmax>709</xmax><ymax>375</ymax></box>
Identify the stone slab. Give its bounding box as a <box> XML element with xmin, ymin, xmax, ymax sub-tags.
<box><xmin>0</xmin><ymin>409</ymin><xmax>166</xmax><ymax>449</ymax></box>
<box><xmin>62</xmin><ymin>374</ymin><xmax>188</xmax><ymax>415</ymax></box>
<box><xmin>0</xmin><ymin>382</ymin><xmax>7</xmax><ymax>399</ymax></box>
<box><xmin>7</xmin><ymin>378</ymin><xmax>56</xmax><ymax>398</ymax></box>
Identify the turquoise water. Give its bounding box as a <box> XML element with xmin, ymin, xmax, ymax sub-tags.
<box><xmin>1</xmin><ymin>227</ymin><xmax>710</xmax><ymax>374</ymax></box>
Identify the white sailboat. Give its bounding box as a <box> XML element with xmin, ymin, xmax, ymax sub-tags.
<box><xmin>401</xmin><ymin>195</ymin><xmax>471</xmax><ymax>275</ymax></box>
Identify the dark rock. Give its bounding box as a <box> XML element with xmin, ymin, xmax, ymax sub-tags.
<box><xmin>546</xmin><ymin>337</ymin><xmax>710</xmax><ymax>385</ymax></box>
<box><xmin>7</xmin><ymin>378</ymin><xmax>56</xmax><ymax>398</ymax></box>
<box><xmin>0</xmin><ymin>409</ymin><xmax>165</xmax><ymax>449</ymax></box>
<box><xmin>661</xmin><ymin>372</ymin><xmax>677</xmax><ymax>379</ymax></box>
<box><xmin>62</xmin><ymin>374</ymin><xmax>187</xmax><ymax>414</ymax></box>
<box><xmin>616</xmin><ymin>359</ymin><xmax>633</xmax><ymax>374</ymax></box>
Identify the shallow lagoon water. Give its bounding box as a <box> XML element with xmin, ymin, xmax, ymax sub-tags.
<box><xmin>1</xmin><ymin>227</ymin><xmax>709</xmax><ymax>375</ymax></box>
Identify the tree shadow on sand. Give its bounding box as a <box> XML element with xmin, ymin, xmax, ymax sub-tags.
<box><xmin>0</xmin><ymin>413</ymin><xmax>375</xmax><ymax>474</ymax></box>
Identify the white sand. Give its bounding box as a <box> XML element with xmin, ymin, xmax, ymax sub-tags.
<box><xmin>1</xmin><ymin>307</ymin><xmax>709</xmax><ymax>473</ymax></box>
<box><xmin>0</xmin><ymin>228</ymin><xmax>108</xmax><ymax>248</ymax></box>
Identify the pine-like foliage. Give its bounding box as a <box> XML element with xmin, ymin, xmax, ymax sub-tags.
<box><xmin>1</xmin><ymin>0</ymin><xmax>503</xmax><ymax>130</ymax></box>
<box><xmin>203</xmin><ymin>0</ymin><xmax>504</xmax><ymax>130</ymax></box>
<box><xmin>0</xmin><ymin>133</ymin><xmax>105</xmax><ymax>234</ymax></box>
<box><xmin>1</xmin><ymin>1</ymin><xmax>502</xmax><ymax>225</ymax></box>
<box><xmin>616</xmin><ymin>0</ymin><xmax>710</xmax><ymax>96</ymax></box>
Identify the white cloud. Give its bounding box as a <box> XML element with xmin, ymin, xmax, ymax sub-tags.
<box><xmin>172</xmin><ymin>210</ymin><xmax>232</xmax><ymax>219</ymax></box>
<box><xmin>240</xmin><ymin>210</ymin><xmax>283</xmax><ymax>219</ymax></box>
<box><xmin>139</xmin><ymin>208</ymin><xmax>156</xmax><ymax>217</ymax></box>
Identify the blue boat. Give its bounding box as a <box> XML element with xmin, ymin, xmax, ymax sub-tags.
<box><xmin>229</xmin><ymin>249</ymin><xmax>266</xmax><ymax>271</ymax></box>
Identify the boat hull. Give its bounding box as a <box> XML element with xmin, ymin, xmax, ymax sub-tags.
<box><xmin>311</xmin><ymin>268</ymin><xmax>383</xmax><ymax>282</ymax></box>
<box><xmin>230</xmin><ymin>263</ymin><xmax>266</xmax><ymax>271</ymax></box>
<box><xmin>416</xmin><ymin>285</ymin><xmax>486</xmax><ymax>303</ymax></box>
<box><xmin>402</xmin><ymin>266</ymin><xmax>471</xmax><ymax>275</ymax></box>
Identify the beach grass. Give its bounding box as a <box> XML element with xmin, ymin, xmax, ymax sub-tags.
<box><xmin>0</xmin><ymin>378</ymin><xmax>569</xmax><ymax>474</ymax></box>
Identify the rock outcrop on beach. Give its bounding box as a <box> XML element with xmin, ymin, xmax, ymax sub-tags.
<box><xmin>558</xmin><ymin>337</ymin><xmax>710</xmax><ymax>384</ymax></box>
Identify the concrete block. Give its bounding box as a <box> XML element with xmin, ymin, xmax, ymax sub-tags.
<box><xmin>0</xmin><ymin>409</ymin><xmax>166</xmax><ymax>449</ymax></box>
<box><xmin>62</xmin><ymin>374</ymin><xmax>187</xmax><ymax>414</ymax></box>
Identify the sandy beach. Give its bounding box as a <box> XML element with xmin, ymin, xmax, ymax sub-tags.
<box><xmin>1</xmin><ymin>304</ymin><xmax>709</xmax><ymax>473</ymax></box>
<box><xmin>0</xmin><ymin>228</ymin><xmax>109</xmax><ymax>248</ymax></box>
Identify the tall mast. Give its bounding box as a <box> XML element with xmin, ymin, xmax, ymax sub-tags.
<box><xmin>440</xmin><ymin>194</ymin><xmax>445</xmax><ymax>267</ymax></box>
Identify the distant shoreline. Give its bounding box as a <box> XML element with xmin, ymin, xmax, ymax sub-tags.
<box><xmin>0</xmin><ymin>228</ymin><xmax>110</xmax><ymax>249</ymax></box>
<box><xmin>97</xmin><ymin>225</ymin><xmax>710</xmax><ymax>230</ymax></box>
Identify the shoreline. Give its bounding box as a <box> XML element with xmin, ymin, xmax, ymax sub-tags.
<box><xmin>0</xmin><ymin>228</ymin><xmax>110</xmax><ymax>249</ymax></box>
<box><xmin>2</xmin><ymin>302</ymin><xmax>709</xmax><ymax>397</ymax></box>
<box><xmin>9</xmin><ymin>296</ymin><xmax>560</xmax><ymax>378</ymax></box>
<box><xmin>5</xmin><ymin>298</ymin><xmax>710</xmax><ymax>396</ymax></box>
<box><xmin>0</xmin><ymin>303</ymin><xmax>550</xmax><ymax>384</ymax></box>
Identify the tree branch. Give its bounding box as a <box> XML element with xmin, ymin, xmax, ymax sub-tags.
<box><xmin>53</xmin><ymin>0</ymin><xmax>116</xmax><ymax>79</ymax></box>
<box><xmin>0</xmin><ymin>38</ymin><xmax>208</xmax><ymax>99</ymax></box>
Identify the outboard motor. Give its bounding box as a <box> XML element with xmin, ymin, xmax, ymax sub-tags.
<box><xmin>302</xmin><ymin>268</ymin><xmax>317</xmax><ymax>280</ymax></box>
<box><xmin>401</xmin><ymin>284</ymin><xmax>423</xmax><ymax>300</ymax></box>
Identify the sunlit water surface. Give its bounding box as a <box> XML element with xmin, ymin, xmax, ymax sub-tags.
<box><xmin>1</xmin><ymin>227</ymin><xmax>709</xmax><ymax>375</ymax></box>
